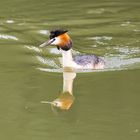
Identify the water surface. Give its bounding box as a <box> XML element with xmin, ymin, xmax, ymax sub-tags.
<box><xmin>0</xmin><ymin>0</ymin><xmax>140</xmax><ymax>140</ymax></box>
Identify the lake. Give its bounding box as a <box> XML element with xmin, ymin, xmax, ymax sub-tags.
<box><xmin>0</xmin><ymin>0</ymin><xmax>140</xmax><ymax>140</ymax></box>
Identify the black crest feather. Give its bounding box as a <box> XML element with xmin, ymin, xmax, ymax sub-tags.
<box><xmin>49</xmin><ymin>29</ymin><xmax>68</xmax><ymax>39</ymax></box>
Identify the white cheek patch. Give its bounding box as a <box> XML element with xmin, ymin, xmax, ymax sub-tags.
<box><xmin>51</xmin><ymin>37</ymin><xmax>61</xmax><ymax>45</ymax></box>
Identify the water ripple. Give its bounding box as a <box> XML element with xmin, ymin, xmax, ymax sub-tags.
<box><xmin>36</xmin><ymin>53</ymin><xmax>140</xmax><ymax>73</ymax></box>
<box><xmin>6</xmin><ymin>20</ymin><xmax>15</xmax><ymax>24</ymax></box>
<box><xmin>0</xmin><ymin>34</ymin><xmax>18</xmax><ymax>40</ymax></box>
<box><xmin>39</xmin><ymin>30</ymin><xmax>49</xmax><ymax>35</ymax></box>
<box><xmin>36</xmin><ymin>56</ymin><xmax>59</xmax><ymax>68</ymax></box>
<box><xmin>24</xmin><ymin>45</ymin><xmax>42</xmax><ymax>53</ymax></box>
<box><xmin>87</xmin><ymin>36</ymin><xmax>113</xmax><ymax>45</ymax></box>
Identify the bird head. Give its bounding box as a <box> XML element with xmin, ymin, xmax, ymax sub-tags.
<box><xmin>40</xmin><ymin>29</ymin><xmax>72</xmax><ymax>51</ymax></box>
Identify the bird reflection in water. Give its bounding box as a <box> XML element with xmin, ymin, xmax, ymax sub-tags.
<box><xmin>41</xmin><ymin>68</ymin><xmax>76</xmax><ymax>110</ymax></box>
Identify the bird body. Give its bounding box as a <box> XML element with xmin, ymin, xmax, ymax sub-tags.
<box><xmin>40</xmin><ymin>29</ymin><xmax>105</xmax><ymax>69</ymax></box>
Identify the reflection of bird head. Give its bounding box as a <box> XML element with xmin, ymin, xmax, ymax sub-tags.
<box><xmin>41</xmin><ymin>91</ymin><xmax>74</xmax><ymax>110</ymax></box>
<box><xmin>53</xmin><ymin>91</ymin><xmax>75</xmax><ymax>110</ymax></box>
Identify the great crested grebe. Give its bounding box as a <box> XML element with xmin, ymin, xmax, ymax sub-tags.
<box><xmin>40</xmin><ymin>29</ymin><xmax>105</xmax><ymax>69</ymax></box>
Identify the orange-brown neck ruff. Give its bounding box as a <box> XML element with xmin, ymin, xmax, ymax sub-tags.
<box><xmin>58</xmin><ymin>33</ymin><xmax>71</xmax><ymax>50</ymax></box>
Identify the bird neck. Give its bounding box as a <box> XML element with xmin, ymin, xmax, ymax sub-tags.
<box><xmin>63</xmin><ymin>72</ymin><xmax>76</xmax><ymax>94</ymax></box>
<box><xmin>61</xmin><ymin>49</ymin><xmax>74</xmax><ymax>68</ymax></box>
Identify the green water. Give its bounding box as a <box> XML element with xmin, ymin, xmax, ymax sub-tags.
<box><xmin>0</xmin><ymin>0</ymin><xmax>140</xmax><ymax>139</ymax></box>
